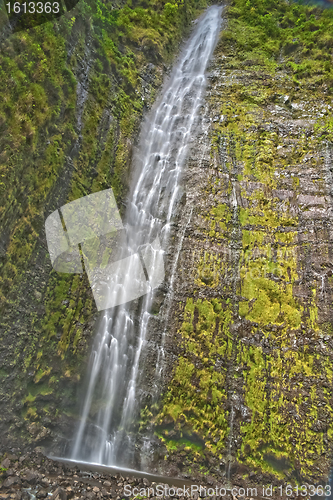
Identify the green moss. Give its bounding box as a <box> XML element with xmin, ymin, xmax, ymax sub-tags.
<box><xmin>0</xmin><ymin>0</ymin><xmax>208</xmax><ymax>434</ymax></box>
<box><xmin>26</xmin><ymin>407</ymin><xmax>38</xmax><ymax>419</ymax></box>
<box><xmin>158</xmin><ymin>298</ymin><xmax>232</xmax><ymax>457</ymax></box>
<box><xmin>155</xmin><ymin>432</ymin><xmax>203</xmax><ymax>455</ymax></box>
<box><xmin>158</xmin><ymin>0</ymin><xmax>333</xmax><ymax>481</ymax></box>
<box><xmin>238</xmin><ymin>342</ymin><xmax>331</xmax><ymax>477</ymax></box>
<box><xmin>239</xmin><ymin>229</ymin><xmax>302</xmax><ymax>330</ymax></box>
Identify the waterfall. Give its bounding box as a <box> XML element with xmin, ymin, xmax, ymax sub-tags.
<box><xmin>71</xmin><ymin>5</ymin><xmax>222</xmax><ymax>468</ymax></box>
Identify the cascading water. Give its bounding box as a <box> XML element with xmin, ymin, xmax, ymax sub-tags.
<box><xmin>71</xmin><ymin>5</ymin><xmax>222</xmax><ymax>468</ymax></box>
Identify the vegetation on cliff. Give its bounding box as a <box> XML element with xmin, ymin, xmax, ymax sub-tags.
<box><xmin>0</xmin><ymin>0</ymin><xmax>206</xmax><ymax>448</ymax></box>
<box><xmin>1</xmin><ymin>0</ymin><xmax>333</xmax><ymax>485</ymax></box>
<box><xmin>154</xmin><ymin>0</ymin><xmax>333</xmax><ymax>484</ymax></box>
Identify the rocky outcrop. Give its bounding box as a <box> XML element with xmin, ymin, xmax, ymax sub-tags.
<box><xmin>152</xmin><ymin>2</ymin><xmax>333</xmax><ymax>487</ymax></box>
<box><xmin>2</xmin><ymin>0</ymin><xmax>333</xmax><ymax>489</ymax></box>
<box><xmin>0</xmin><ymin>450</ymin><xmax>236</xmax><ymax>500</ymax></box>
<box><xmin>0</xmin><ymin>0</ymin><xmax>204</xmax><ymax>454</ymax></box>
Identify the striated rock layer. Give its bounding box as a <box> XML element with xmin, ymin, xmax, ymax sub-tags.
<box><xmin>153</xmin><ymin>7</ymin><xmax>333</xmax><ymax>487</ymax></box>
<box><xmin>1</xmin><ymin>0</ymin><xmax>333</xmax><ymax>489</ymax></box>
<box><xmin>0</xmin><ymin>0</ymin><xmax>207</xmax><ymax>455</ymax></box>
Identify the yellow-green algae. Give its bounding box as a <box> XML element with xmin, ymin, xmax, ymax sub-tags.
<box><xmin>0</xmin><ymin>0</ymin><xmax>208</xmax><ymax>439</ymax></box>
<box><xmin>158</xmin><ymin>298</ymin><xmax>231</xmax><ymax>457</ymax></box>
<box><xmin>156</xmin><ymin>0</ymin><xmax>333</xmax><ymax>483</ymax></box>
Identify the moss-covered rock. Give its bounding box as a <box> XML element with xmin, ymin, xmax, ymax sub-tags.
<box><xmin>0</xmin><ymin>0</ymin><xmax>207</xmax><ymax>452</ymax></box>
<box><xmin>152</xmin><ymin>0</ymin><xmax>333</xmax><ymax>486</ymax></box>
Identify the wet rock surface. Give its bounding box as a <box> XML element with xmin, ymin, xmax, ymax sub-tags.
<box><xmin>145</xmin><ymin>8</ymin><xmax>333</xmax><ymax>486</ymax></box>
<box><xmin>0</xmin><ymin>449</ymin><xmax>270</xmax><ymax>500</ymax></box>
<box><xmin>1</xmin><ymin>1</ymin><xmax>333</xmax><ymax>492</ymax></box>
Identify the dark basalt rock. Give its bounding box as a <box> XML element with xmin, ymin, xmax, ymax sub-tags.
<box><xmin>2</xmin><ymin>476</ymin><xmax>22</xmax><ymax>487</ymax></box>
<box><xmin>50</xmin><ymin>487</ymin><xmax>67</xmax><ymax>500</ymax></box>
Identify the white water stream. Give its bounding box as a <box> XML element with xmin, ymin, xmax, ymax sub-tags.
<box><xmin>71</xmin><ymin>5</ymin><xmax>222</xmax><ymax>467</ymax></box>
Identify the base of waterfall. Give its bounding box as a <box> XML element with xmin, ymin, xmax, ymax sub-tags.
<box><xmin>0</xmin><ymin>446</ymin><xmax>278</xmax><ymax>499</ymax></box>
<box><xmin>0</xmin><ymin>447</ymin><xmax>204</xmax><ymax>500</ymax></box>
<box><xmin>47</xmin><ymin>456</ymin><xmax>196</xmax><ymax>488</ymax></box>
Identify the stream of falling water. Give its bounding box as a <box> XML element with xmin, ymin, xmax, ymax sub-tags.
<box><xmin>71</xmin><ymin>5</ymin><xmax>222</xmax><ymax>468</ymax></box>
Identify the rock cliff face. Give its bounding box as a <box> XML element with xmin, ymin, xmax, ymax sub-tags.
<box><xmin>1</xmin><ymin>0</ymin><xmax>333</xmax><ymax>489</ymax></box>
<box><xmin>0</xmin><ymin>0</ymin><xmax>206</xmax><ymax>453</ymax></box>
<box><xmin>151</xmin><ymin>0</ymin><xmax>333</xmax><ymax>486</ymax></box>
